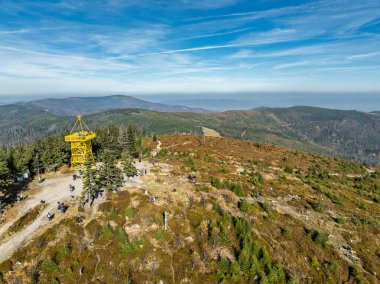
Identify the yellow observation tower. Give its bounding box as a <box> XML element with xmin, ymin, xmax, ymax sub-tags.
<box><xmin>65</xmin><ymin>115</ymin><xmax>96</xmax><ymax>169</ymax></box>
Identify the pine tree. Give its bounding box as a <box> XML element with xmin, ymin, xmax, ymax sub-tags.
<box><xmin>99</xmin><ymin>149</ymin><xmax>123</xmax><ymax>192</ymax></box>
<box><xmin>0</xmin><ymin>152</ymin><xmax>13</xmax><ymax>191</ymax></box>
<box><xmin>123</xmin><ymin>154</ymin><xmax>138</xmax><ymax>178</ymax></box>
<box><xmin>120</xmin><ymin>127</ymin><xmax>129</xmax><ymax>151</ymax></box>
<box><xmin>126</xmin><ymin>125</ymin><xmax>138</xmax><ymax>158</ymax></box>
<box><xmin>12</xmin><ymin>145</ymin><xmax>34</xmax><ymax>173</ymax></box>
<box><xmin>82</xmin><ymin>154</ymin><xmax>95</xmax><ymax>201</ymax></box>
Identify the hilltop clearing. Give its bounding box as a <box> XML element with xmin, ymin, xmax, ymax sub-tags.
<box><xmin>0</xmin><ymin>134</ymin><xmax>379</xmax><ymax>283</ymax></box>
<box><xmin>201</xmin><ymin>127</ymin><xmax>221</xmax><ymax>137</ymax></box>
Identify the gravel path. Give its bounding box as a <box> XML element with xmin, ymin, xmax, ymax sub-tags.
<box><xmin>0</xmin><ymin>160</ymin><xmax>153</xmax><ymax>263</ymax></box>
<box><xmin>0</xmin><ymin>174</ymin><xmax>83</xmax><ymax>263</ymax></box>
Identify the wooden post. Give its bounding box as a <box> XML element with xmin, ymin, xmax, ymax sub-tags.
<box><xmin>163</xmin><ymin>211</ymin><xmax>169</xmax><ymax>230</ymax></box>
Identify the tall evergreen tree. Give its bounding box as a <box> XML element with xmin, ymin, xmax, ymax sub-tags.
<box><xmin>81</xmin><ymin>154</ymin><xmax>99</xmax><ymax>201</ymax></box>
<box><xmin>94</xmin><ymin>125</ymin><xmax>122</xmax><ymax>158</ymax></box>
<box><xmin>126</xmin><ymin>125</ymin><xmax>138</xmax><ymax>158</ymax></box>
<box><xmin>123</xmin><ymin>153</ymin><xmax>138</xmax><ymax>178</ymax></box>
<box><xmin>12</xmin><ymin>145</ymin><xmax>34</xmax><ymax>173</ymax></box>
<box><xmin>120</xmin><ymin>127</ymin><xmax>129</xmax><ymax>151</ymax></box>
<box><xmin>99</xmin><ymin>149</ymin><xmax>123</xmax><ymax>192</ymax></box>
<box><xmin>0</xmin><ymin>152</ymin><xmax>13</xmax><ymax>191</ymax></box>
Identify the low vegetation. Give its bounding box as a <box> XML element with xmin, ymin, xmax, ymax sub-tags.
<box><xmin>0</xmin><ymin>133</ymin><xmax>379</xmax><ymax>283</ymax></box>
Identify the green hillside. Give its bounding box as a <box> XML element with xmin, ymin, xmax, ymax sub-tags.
<box><xmin>0</xmin><ymin>134</ymin><xmax>379</xmax><ymax>283</ymax></box>
<box><xmin>0</xmin><ymin>105</ymin><xmax>379</xmax><ymax>165</ymax></box>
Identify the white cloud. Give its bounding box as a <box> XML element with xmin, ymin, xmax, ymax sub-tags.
<box><xmin>273</xmin><ymin>61</ymin><xmax>311</xmax><ymax>70</ymax></box>
<box><xmin>346</xmin><ymin>51</ymin><xmax>380</xmax><ymax>60</ymax></box>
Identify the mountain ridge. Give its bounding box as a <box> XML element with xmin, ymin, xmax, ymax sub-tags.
<box><xmin>28</xmin><ymin>94</ymin><xmax>212</xmax><ymax>116</ymax></box>
<box><xmin>0</xmin><ymin>102</ymin><xmax>379</xmax><ymax>165</ymax></box>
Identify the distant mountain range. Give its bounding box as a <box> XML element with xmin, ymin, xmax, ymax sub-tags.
<box><xmin>0</xmin><ymin>95</ymin><xmax>379</xmax><ymax>165</ymax></box>
<box><xmin>28</xmin><ymin>95</ymin><xmax>211</xmax><ymax>115</ymax></box>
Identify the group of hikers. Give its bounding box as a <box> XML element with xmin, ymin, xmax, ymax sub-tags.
<box><xmin>46</xmin><ymin>176</ymin><xmax>79</xmax><ymax>220</ymax></box>
<box><xmin>46</xmin><ymin>201</ymin><xmax>67</xmax><ymax>221</ymax></box>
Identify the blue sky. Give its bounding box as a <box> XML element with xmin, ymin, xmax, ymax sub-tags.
<box><xmin>0</xmin><ymin>0</ymin><xmax>380</xmax><ymax>96</ymax></box>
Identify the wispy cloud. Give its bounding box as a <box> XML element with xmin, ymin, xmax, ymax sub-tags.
<box><xmin>273</xmin><ymin>61</ymin><xmax>311</xmax><ymax>70</ymax></box>
<box><xmin>0</xmin><ymin>0</ymin><xmax>379</xmax><ymax>94</ymax></box>
<box><xmin>346</xmin><ymin>51</ymin><xmax>380</xmax><ymax>60</ymax></box>
<box><xmin>0</xmin><ymin>29</ymin><xmax>29</xmax><ymax>35</ymax></box>
<box><xmin>171</xmin><ymin>27</ymin><xmax>251</xmax><ymax>41</ymax></box>
<box><xmin>139</xmin><ymin>28</ymin><xmax>320</xmax><ymax>56</ymax></box>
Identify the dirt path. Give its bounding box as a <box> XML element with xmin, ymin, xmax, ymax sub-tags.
<box><xmin>201</xmin><ymin>127</ymin><xmax>221</xmax><ymax>137</ymax></box>
<box><xmin>0</xmin><ymin>159</ymin><xmax>155</xmax><ymax>264</ymax></box>
<box><xmin>151</xmin><ymin>140</ymin><xmax>162</xmax><ymax>157</ymax></box>
<box><xmin>0</xmin><ymin>174</ymin><xmax>83</xmax><ymax>263</ymax></box>
<box><xmin>241</xmin><ymin>129</ymin><xmax>246</xmax><ymax>138</ymax></box>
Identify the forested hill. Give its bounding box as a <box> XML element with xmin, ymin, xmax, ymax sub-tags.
<box><xmin>0</xmin><ymin>104</ymin><xmax>72</xmax><ymax>145</ymax></box>
<box><xmin>0</xmin><ymin>104</ymin><xmax>379</xmax><ymax>165</ymax></box>
<box><xmin>28</xmin><ymin>95</ymin><xmax>210</xmax><ymax>115</ymax></box>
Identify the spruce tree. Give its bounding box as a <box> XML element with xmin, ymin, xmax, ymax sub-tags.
<box><xmin>120</xmin><ymin>127</ymin><xmax>129</xmax><ymax>151</ymax></box>
<box><xmin>126</xmin><ymin>125</ymin><xmax>137</xmax><ymax>158</ymax></box>
<box><xmin>123</xmin><ymin>154</ymin><xmax>138</xmax><ymax>178</ymax></box>
<box><xmin>0</xmin><ymin>152</ymin><xmax>13</xmax><ymax>191</ymax></box>
<box><xmin>82</xmin><ymin>154</ymin><xmax>94</xmax><ymax>201</ymax></box>
<box><xmin>99</xmin><ymin>149</ymin><xmax>123</xmax><ymax>192</ymax></box>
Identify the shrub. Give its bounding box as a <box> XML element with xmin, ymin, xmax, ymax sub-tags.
<box><xmin>358</xmin><ymin>203</ymin><xmax>367</xmax><ymax>210</ymax></box>
<box><xmin>250</xmin><ymin>171</ymin><xmax>264</xmax><ymax>186</ymax></box>
<box><xmin>307</xmin><ymin>229</ymin><xmax>329</xmax><ymax>248</ymax></box>
<box><xmin>155</xmin><ymin>230</ymin><xmax>169</xmax><ymax>240</ymax></box>
<box><xmin>42</xmin><ymin>258</ymin><xmax>58</xmax><ymax>273</ymax></box>
<box><xmin>227</xmin><ymin>182</ymin><xmax>245</xmax><ymax>197</ymax></box>
<box><xmin>100</xmin><ymin>224</ymin><xmax>114</xmax><ymax>240</ymax></box>
<box><xmin>204</xmin><ymin>155</ymin><xmax>216</xmax><ymax>163</ymax></box>
<box><xmin>281</xmin><ymin>228</ymin><xmax>293</xmax><ymax>240</ymax></box>
<box><xmin>334</xmin><ymin>217</ymin><xmax>345</xmax><ymax>224</ymax></box>
<box><xmin>58</xmin><ymin>243</ymin><xmax>72</xmax><ymax>258</ymax></box>
<box><xmin>284</xmin><ymin>165</ymin><xmax>293</xmax><ymax>174</ymax></box>
<box><xmin>219</xmin><ymin>166</ymin><xmax>228</xmax><ymax>173</ymax></box>
<box><xmin>218</xmin><ymin>258</ymin><xmax>230</xmax><ymax>275</ymax></box>
<box><xmin>260</xmin><ymin>201</ymin><xmax>275</xmax><ymax>219</ymax></box>
<box><xmin>120</xmin><ymin>237</ymin><xmax>147</xmax><ymax>254</ymax></box>
<box><xmin>230</xmin><ymin>261</ymin><xmax>241</xmax><ymax>282</ymax></box>
<box><xmin>126</xmin><ymin>207</ymin><xmax>136</xmax><ymax>219</ymax></box>
<box><xmin>325</xmin><ymin>192</ymin><xmax>343</xmax><ymax>205</ymax></box>
<box><xmin>219</xmin><ymin>223</ymin><xmax>231</xmax><ymax>246</ymax></box>
<box><xmin>238</xmin><ymin>199</ymin><xmax>252</xmax><ymax>213</ymax></box>
<box><xmin>184</xmin><ymin>157</ymin><xmax>196</xmax><ymax>170</ymax></box>
<box><xmin>323</xmin><ymin>261</ymin><xmax>339</xmax><ymax>274</ymax></box>
<box><xmin>109</xmin><ymin>208</ymin><xmax>118</xmax><ymax>217</ymax></box>
<box><xmin>311</xmin><ymin>200</ymin><xmax>327</xmax><ymax>212</ymax></box>
<box><xmin>210</xmin><ymin>177</ymin><xmax>224</xmax><ymax>189</ymax></box>
<box><xmin>349</xmin><ymin>266</ymin><xmax>364</xmax><ymax>283</ymax></box>
<box><xmin>310</xmin><ymin>257</ymin><xmax>321</xmax><ymax>268</ymax></box>
<box><xmin>65</xmin><ymin>267</ymin><xmax>75</xmax><ymax>279</ymax></box>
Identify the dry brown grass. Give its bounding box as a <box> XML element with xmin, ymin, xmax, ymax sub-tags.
<box><xmin>1</xmin><ymin>134</ymin><xmax>379</xmax><ymax>283</ymax></box>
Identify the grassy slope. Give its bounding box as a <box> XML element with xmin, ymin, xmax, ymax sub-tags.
<box><xmin>1</xmin><ymin>135</ymin><xmax>379</xmax><ymax>283</ymax></box>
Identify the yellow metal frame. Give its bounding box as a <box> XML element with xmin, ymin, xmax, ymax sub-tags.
<box><xmin>65</xmin><ymin>115</ymin><xmax>96</xmax><ymax>169</ymax></box>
